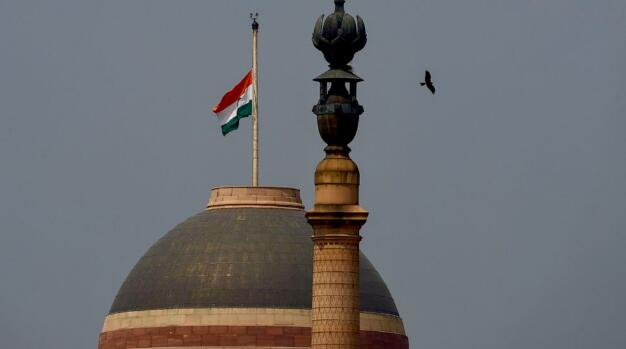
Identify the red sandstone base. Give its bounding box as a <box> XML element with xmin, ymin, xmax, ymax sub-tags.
<box><xmin>99</xmin><ymin>325</ymin><xmax>408</xmax><ymax>349</ymax></box>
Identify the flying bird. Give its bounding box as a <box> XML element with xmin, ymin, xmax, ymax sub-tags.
<box><xmin>420</xmin><ymin>70</ymin><xmax>436</xmax><ymax>94</ymax></box>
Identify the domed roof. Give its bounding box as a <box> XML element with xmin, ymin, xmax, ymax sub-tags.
<box><xmin>109</xmin><ymin>187</ymin><xmax>399</xmax><ymax>317</ymax></box>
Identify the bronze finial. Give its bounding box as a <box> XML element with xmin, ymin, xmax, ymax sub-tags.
<box><xmin>312</xmin><ymin>1</ymin><xmax>366</xmax><ymax>153</ymax></box>
<box><xmin>334</xmin><ymin>0</ymin><xmax>345</xmax><ymax>12</ymax></box>
<box><xmin>312</xmin><ymin>0</ymin><xmax>366</xmax><ymax>69</ymax></box>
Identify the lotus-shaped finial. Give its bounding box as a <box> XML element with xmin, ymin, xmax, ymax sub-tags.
<box><xmin>312</xmin><ymin>0</ymin><xmax>367</xmax><ymax>69</ymax></box>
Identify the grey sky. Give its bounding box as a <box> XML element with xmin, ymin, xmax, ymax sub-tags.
<box><xmin>1</xmin><ymin>0</ymin><xmax>625</xmax><ymax>348</ymax></box>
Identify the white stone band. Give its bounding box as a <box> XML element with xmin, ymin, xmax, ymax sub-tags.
<box><xmin>102</xmin><ymin>308</ymin><xmax>405</xmax><ymax>335</ymax></box>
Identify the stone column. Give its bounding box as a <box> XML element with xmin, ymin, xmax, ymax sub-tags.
<box><xmin>307</xmin><ymin>147</ymin><xmax>368</xmax><ymax>349</ymax></box>
<box><xmin>307</xmin><ymin>2</ymin><xmax>368</xmax><ymax>348</ymax></box>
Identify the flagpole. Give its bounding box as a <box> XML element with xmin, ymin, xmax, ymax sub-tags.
<box><xmin>251</xmin><ymin>14</ymin><xmax>259</xmax><ymax>187</ymax></box>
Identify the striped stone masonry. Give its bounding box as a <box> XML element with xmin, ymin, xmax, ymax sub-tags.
<box><xmin>99</xmin><ymin>326</ymin><xmax>408</xmax><ymax>349</ymax></box>
<box><xmin>99</xmin><ymin>309</ymin><xmax>407</xmax><ymax>349</ymax></box>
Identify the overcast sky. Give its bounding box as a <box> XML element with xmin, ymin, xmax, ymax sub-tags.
<box><xmin>1</xmin><ymin>1</ymin><xmax>625</xmax><ymax>348</ymax></box>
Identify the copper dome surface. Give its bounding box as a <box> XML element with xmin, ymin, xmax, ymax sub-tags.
<box><xmin>108</xmin><ymin>187</ymin><xmax>399</xmax><ymax>316</ymax></box>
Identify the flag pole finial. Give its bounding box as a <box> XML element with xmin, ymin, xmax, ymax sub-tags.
<box><xmin>250</xmin><ymin>12</ymin><xmax>259</xmax><ymax>30</ymax></box>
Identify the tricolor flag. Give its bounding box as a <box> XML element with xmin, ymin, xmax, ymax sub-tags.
<box><xmin>212</xmin><ymin>70</ymin><xmax>254</xmax><ymax>136</ymax></box>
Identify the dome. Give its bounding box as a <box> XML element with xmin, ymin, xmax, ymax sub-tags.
<box><xmin>99</xmin><ymin>187</ymin><xmax>408</xmax><ymax>349</ymax></box>
<box><xmin>109</xmin><ymin>201</ymin><xmax>398</xmax><ymax>316</ymax></box>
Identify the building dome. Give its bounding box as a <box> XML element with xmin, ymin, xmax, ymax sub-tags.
<box><xmin>99</xmin><ymin>187</ymin><xmax>408</xmax><ymax>349</ymax></box>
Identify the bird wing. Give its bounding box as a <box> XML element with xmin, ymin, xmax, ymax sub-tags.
<box><xmin>427</xmin><ymin>82</ymin><xmax>435</xmax><ymax>94</ymax></box>
<box><xmin>425</xmin><ymin>70</ymin><xmax>431</xmax><ymax>82</ymax></box>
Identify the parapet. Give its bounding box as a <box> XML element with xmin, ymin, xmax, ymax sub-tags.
<box><xmin>206</xmin><ymin>186</ymin><xmax>305</xmax><ymax>210</ymax></box>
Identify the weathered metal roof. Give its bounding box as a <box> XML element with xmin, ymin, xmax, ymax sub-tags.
<box><xmin>109</xmin><ymin>207</ymin><xmax>399</xmax><ymax>316</ymax></box>
<box><xmin>314</xmin><ymin>68</ymin><xmax>363</xmax><ymax>82</ymax></box>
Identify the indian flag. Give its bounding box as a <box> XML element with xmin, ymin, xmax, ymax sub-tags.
<box><xmin>212</xmin><ymin>70</ymin><xmax>254</xmax><ymax>136</ymax></box>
